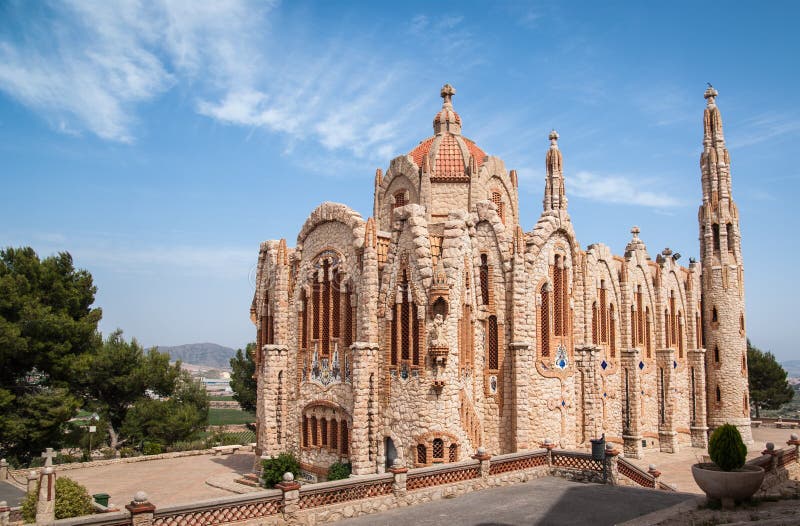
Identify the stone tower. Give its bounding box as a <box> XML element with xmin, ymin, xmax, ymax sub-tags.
<box><xmin>698</xmin><ymin>85</ymin><xmax>752</xmax><ymax>443</ymax></box>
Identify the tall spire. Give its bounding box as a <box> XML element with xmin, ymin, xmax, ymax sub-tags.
<box><xmin>697</xmin><ymin>85</ymin><xmax>752</xmax><ymax>443</ymax></box>
<box><xmin>543</xmin><ymin>130</ymin><xmax>567</xmax><ymax>212</ymax></box>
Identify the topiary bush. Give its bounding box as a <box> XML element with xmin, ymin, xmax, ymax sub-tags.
<box><xmin>21</xmin><ymin>476</ymin><xmax>94</xmax><ymax>522</ymax></box>
<box><xmin>261</xmin><ymin>452</ymin><xmax>300</xmax><ymax>488</ymax></box>
<box><xmin>327</xmin><ymin>461</ymin><xmax>351</xmax><ymax>481</ymax></box>
<box><xmin>708</xmin><ymin>423</ymin><xmax>747</xmax><ymax>471</ymax></box>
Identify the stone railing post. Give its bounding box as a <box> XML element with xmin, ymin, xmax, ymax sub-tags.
<box><xmin>0</xmin><ymin>500</ymin><xmax>10</xmax><ymax>526</ymax></box>
<box><xmin>787</xmin><ymin>433</ymin><xmax>799</xmax><ymax>460</ymax></box>
<box><xmin>275</xmin><ymin>472</ymin><xmax>301</xmax><ymax>525</ymax></box>
<box><xmin>472</xmin><ymin>447</ymin><xmax>491</xmax><ymax>484</ymax></box>
<box><xmin>35</xmin><ymin>466</ymin><xmax>56</xmax><ymax>525</ymax></box>
<box><xmin>762</xmin><ymin>442</ymin><xmax>778</xmax><ymax>473</ymax></box>
<box><xmin>541</xmin><ymin>440</ymin><xmax>555</xmax><ymax>468</ymax></box>
<box><xmin>389</xmin><ymin>460</ymin><xmax>408</xmax><ymax>499</ymax></box>
<box><xmin>125</xmin><ymin>491</ymin><xmax>155</xmax><ymax>526</ymax></box>
<box><xmin>0</xmin><ymin>459</ymin><xmax>7</xmax><ymax>481</ymax></box>
<box><xmin>26</xmin><ymin>471</ymin><xmax>38</xmax><ymax>495</ymax></box>
<box><xmin>604</xmin><ymin>443</ymin><xmax>620</xmax><ymax>485</ymax></box>
<box><xmin>648</xmin><ymin>464</ymin><xmax>662</xmax><ymax>489</ymax></box>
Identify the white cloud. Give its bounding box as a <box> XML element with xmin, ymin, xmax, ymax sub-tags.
<box><xmin>728</xmin><ymin>112</ymin><xmax>800</xmax><ymax>148</ymax></box>
<box><xmin>569</xmin><ymin>170</ymin><xmax>683</xmax><ymax>208</ymax></box>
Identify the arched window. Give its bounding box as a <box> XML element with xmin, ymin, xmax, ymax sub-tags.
<box><xmin>739</xmin><ymin>313</ymin><xmax>745</xmax><ymax>332</ymax></box>
<box><xmin>540</xmin><ymin>285</ymin><xmax>550</xmax><ymax>357</ymax></box>
<box><xmin>393</xmin><ymin>190</ymin><xmax>406</xmax><ymax>209</ymax></box>
<box><xmin>714</xmin><ymin>346</ymin><xmax>720</xmax><ymax>363</ymax></box>
<box><xmin>630</xmin><ymin>305</ymin><xmax>637</xmax><ymax>347</ymax></box>
<box><xmin>417</xmin><ymin>444</ymin><xmax>427</xmax><ymax>464</ymax></box>
<box><xmin>726</xmin><ymin>223</ymin><xmax>734</xmax><ymax>253</ymax></box>
<box><xmin>609</xmin><ymin>304</ymin><xmax>616</xmax><ymax>357</ymax></box>
<box><xmin>591</xmin><ymin>302</ymin><xmax>599</xmax><ymax>344</ymax></box>
<box><xmin>599</xmin><ymin>283</ymin><xmax>608</xmax><ymax>343</ymax></box>
<box><xmin>695</xmin><ymin>312</ymin><xmax>702</xmax><ymax>349</ymax></box>
<box><xmin>664</xmin><ymin>309</ymin><xmax>670</xmax><ymax>348</ymax></box>
<box><xmin>677</xmin><ymin>312</ymin><xmax>684</xmax><ymax>358</ymax></box>
<box><xmin>302</xmin><ymin>416</ymin><xmax>309</xmax><ymax>447</ymax></box>
<box><xmin>553</xmin><ymin>257</ymin><xmax>563</xmax><ymax>336</ymax></box>
<box><xmin>636</xmin><ymin>285</ymin><xmax>645</xmax><ymax>346</ymax></box>
<box><xmin>330</xmin><ymin>419</ymin><xmax>338</xmax><ymax>451</ymax></box>
<box><xmin>310</xmin><ymin>416</ymin><xmax>318</xmax><ymax>445</ymax></box>
<box><xmin>392</xmin><ymin>269</ymin><xmax>421</xmax><ymax>367</ymax></box>
<box><xmin>712</xmin><ymin>223</ymin><xmax>720</xmax><ymax>252</ymax></box>
<box><xmin>491</xmin><ymin>191</ymin><xmax>505</xmax><ymax>224</ymax></box>
<box><xmin>300</xmin><ymin>289</ymin><xmax>308</xmax><ymax>349</ymax></box>
<box><xmin>449</xmin><ymin>444</ymin><xmax>458</xmax><ymax>463</ymax></box>
<box><xmin>669</xmin><ymin>291</ymin><xmax>677</xmax><ymax>347</ymax></box>
<box><xmin>432</xmin><ymin>438</ymin><xmax>444</xmax><ymax>461</ymax></box>
<box><xmin>488</xmin><ymin>315</ymin><xmax>499</xmax><ymax>370</ymax></box>
<box><xmin>716</xmin><ymin>385</ymin><xmax>721</xmax><ymax>403</ymax></box>
<box><xmin>340</xmin><ymin>420</ymin><xmax>349</xmax><ymax>455</ymax></box>
<box><xmin>460</xmin><ymin>304</ymin><xmax>473</xmax><ymax>371</ymax></box>
<box><xmin>479</xmin><ymin>254</ymin><xmax>490</xmax><ymax>306</ymax></box>
<box><xmin>645</xmin><ymin>307</ymin><xmax>652</xmax><ymax>358</ymax></box>
<box><xmin>712</xmin><ymin>307</ymin><xmax>718</xmax><ymax>323</ymax></box>
<box><xmin>320</xmin><ymin>417</ymin><xmax>328</xmax><ymax>446</ymax></box>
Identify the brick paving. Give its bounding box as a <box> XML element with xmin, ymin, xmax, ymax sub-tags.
<box><xmin>627</xmin><ymin>426</ymin><xmax>795</xmax><ymax>493</ymax></box>
<box><xmin>58</xmin><ymin>452</ymin><xmax>255</xmax><ymax>508</ymax></box>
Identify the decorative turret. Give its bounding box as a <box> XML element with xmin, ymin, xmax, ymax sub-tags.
<box><xmin>543</xmin><ymin>130</ymin><xmax>567</xmax><ymax>212</ymax></box>
<box><xmin>434</xmin><ymin>84</ymin><xmax>461</xmax><ymax>135</ymax></box>
<box><xmin>698</xmin><ymin>86</ymin><xmax>752</xmax><ymax>443</ymax></box>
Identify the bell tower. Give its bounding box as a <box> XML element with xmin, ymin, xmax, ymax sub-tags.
<box><xmin>698</xmin><ymin>85</ymin><xmax>752</xmax><ymax>443</ymax></box>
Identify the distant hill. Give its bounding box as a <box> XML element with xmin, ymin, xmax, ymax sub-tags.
<box><xmin>783</xmin><ymin>360</ymin><xmax>800</xmax><ymax>378</ymax></box>
<box><xmin>157</xmin><ymin>343</ymin><xmax>237</xmax><ymax>370</ymax></box>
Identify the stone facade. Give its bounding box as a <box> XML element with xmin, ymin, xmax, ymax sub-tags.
<box><xmin>251</xmin><ymin>84</ymin><xmax>751</xmax><ymax>477</ymax></box>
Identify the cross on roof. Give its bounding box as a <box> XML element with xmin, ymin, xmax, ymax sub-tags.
<box><xmin>630</xmin><ymin>226</ymin><xmax>640</xmax><ymax>240</ymax></box>
<box><xmin>41</xmin><ymin>448</ymin><xmax>56</xmax><ymax>467</ymax></box>
<box><xmin>440</xmin><ymin>84</ymin><xmax>456</xmax><ymax>104</ymax></box>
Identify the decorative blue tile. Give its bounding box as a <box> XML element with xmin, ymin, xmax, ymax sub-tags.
<box><xmin>601</xmin><ymin>360</ymin><xmax>608</xmax><ymax>370</ymax></box>
<box><xmin>603</xmin><ymin>392</ymin><xmax>607</xmax><ymax>398</ymax></box>
<box><xmin>638</xmin><ymin>361</ymin><xmax>645</xmax><ymax>370</ymax></box>
<box><xmin>561</xmin><ymin>400</ymin><xmax>566</xmax><ymax>407</ymax></box>
<box><xmin>673</xmin><ymin>360</ymin><xmax>677</xmax><ymax>369</ymax></box>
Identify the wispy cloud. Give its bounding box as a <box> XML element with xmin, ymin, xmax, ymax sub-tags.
<box><xmin>569</xmin><ymin>170</ymin><xmax>683</xmax><ymax>208</ymax></box>
<box><xmin>728</xmin><ymin>112</ymin><xmax>800</xmax><ymax>148</ymax></box>
<box><xmin>633</xmin><ymin>85</ymin><xmax>694</xmax><ymax>127</ymax></box>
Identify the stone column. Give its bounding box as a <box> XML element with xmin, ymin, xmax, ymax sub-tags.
<box><xmin>276</xmin><ymin>473</ymin><xmax>301</xmax><ymax>525</ymax></box>
<box><xmin>575</xmin><ymin>346</ymin><xmax>602</xmax><ymax>444</ymax></box>
<box><xmin>688</xmin><ymin>348</ymin><xmax>709</xmax><ymax>448</ymax></box>
<box><xmin>351</xmin><ymin>342</ymin><xmax>380</xmax><ymax>475</ymax></box>
<box><xmin>648</xmin><ymin>464</ymin><xmax>662</xmax><ymax>489</ymax></box>
<box><xmin>259</xmin><ymin>344</ymin><xmax>290</xmax><ymax>461</ymax></box>
<box><xmin>656</xmin><ymin>349</ymin><xmax>679</xmax><ymax>453</ymax></box>
<box><xmin>511</xmin><ymin>341</ymin><xmax>532</xmax><ymax>450</ymax></box>
<box><xmin>620</xmin><ymin>348</ymin><xmax>643</xmax><ymax>459</ymax></box>
<box><xmin>472</xmin><ymin>447</ymin><xmax>491</xmax><ymax>484</ymax></box>
<box><xmin>389</xmin><ymin>460</ymin><xmax>408</xmax><ymax>498</ymax></box>
<box><xmin>35</xmin><ymin>467</ymin><xmax>55</xmax><ymax>525</ymax></box>
<box><xmin>125</xmin><ymin>491</ymin><xmax>155</xmax><ymax>526</ymax></box>
<box><xmin>26</xmin><ymin>471</ymin><xmax>38</xmax><ymax>495</ymax></box>
<box><xmin>0</xmin><ymin>459</ymin><xmax>7</xmax><ymax>481</ymax></box>
<box><xmin>605</xmin><ymin>443</ymin><xmax>620</xmax><ymax>486</ymax></box>
<box><xmin>0</xmin><ymin>500</ymin><xmax>9</xmax><ymax>526</ymax></box>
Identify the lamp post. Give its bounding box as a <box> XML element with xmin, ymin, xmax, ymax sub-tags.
<box><xmin>88</xmin><ymin>413</ymin><xmax>99</xmax><ymax>459</ymax></box>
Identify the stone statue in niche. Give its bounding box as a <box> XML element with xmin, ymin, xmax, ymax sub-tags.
<box><xmin>430</xmin><ymin>313</ymin><xmax>448</xmax><ymax>347</ymax></box>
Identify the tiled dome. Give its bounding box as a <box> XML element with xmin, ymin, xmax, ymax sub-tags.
<box><xmin>408</xmin><ymin>84</ymin><xmax>487</xmax><ymax>181</ymax></box>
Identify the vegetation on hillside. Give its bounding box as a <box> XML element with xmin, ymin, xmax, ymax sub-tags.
<box><xmin>748</xmin><ymin>339</ymin><xmax>794</xmax><ymax>418</ymax></box>
<box><xmin>229</xmin><ymin>343</ymin><xmax>257</xmax><ymax>413</ymax></box>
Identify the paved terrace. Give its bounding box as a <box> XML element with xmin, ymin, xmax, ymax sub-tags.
<box><xmin>335</xmin><ymin>477</ymin><xmax>694</xmax><ymax>526</ymax></box>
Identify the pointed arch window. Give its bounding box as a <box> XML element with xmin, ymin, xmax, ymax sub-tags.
<box><xmin>488</xmin><ymin>315</ymin><xmax>499</xmax><ymax>370</ymax></box>
<box><xmin>630</xmin><ymin>305</ymin><xmax>637</xmax><ymax>347</ymax></box>
<box><xmin>726</xmin><ymin>223</ymin><xmax>734</xmax><ymax>253</ymax></box>
<box><xmin>591</xmin><ymin>302</ymin><xmax>599</xmax><ymax>345</ymax></box>
<box><xmin>540</xmin><ymin>284</ymin><xmax>550</xmax><ymax>357</ymax></box>
<box><xmin>609</xmin><ymin>304</ymin><xmax>616</xmax><ymax>358</ymax></box>
<box><xmin>714</xmin><ymin>346</ymin><xmax>720</xmax><ymax>363</ymax></box>
<box><xmin>392</xmin><ymin>269</ymin><xmax>421</xmax><ymax>367</ymax></box>
<box><xmin>393</xmin><ymin>190</ymin><xmax>406</xmax><ymax>209</ymax></box>
<box><xmin>712</xmin><ymin>223</ymin><xmax>720</xmax><ymax>252</ymax></box>
<box><xmin>479</xmin><ymin>254</ymin><xmax>490</xmax><ymax>306</ymax></box>
<box><xmin>636</xmin><ymin>285</ymin><xmax>645</xmax><ymax>346</ymax></box>
<box><xmin>677</xmin><ymin>312</ymin><xmax>684</xmax><ymax>358</ymax></box>
<box><xmin>645</xmin><ymin>307</ymin><xmax>652</xmax><ymax>358</ymax></box>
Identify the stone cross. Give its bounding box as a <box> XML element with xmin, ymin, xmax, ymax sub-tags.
<box><xmin>440</xmin><ymin>84</ymin><xmax>455</xmax><ymax>104</ymax></box>
<box><xmin>630</xmin><ymin>226</ymin><xmax>640</xmax><ymax>240</ymax></box>
<box><xmin>41</xmin><ymin>448</ymin><xmax>56</xmax><ymax>467</ymax></box>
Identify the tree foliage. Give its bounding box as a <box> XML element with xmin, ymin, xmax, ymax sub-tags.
<box><xmin>230</xmin><ymin>343</ymin><xmax>257</xmax><ymax>413</ymax></box>
<box><xmin>0</xmin><ymin>247</ymin><xmax>100</xmax><ymax>463</ymax></box>
<box><xmin>21</xmin><ymin>477</ymin><xmax>94</xmax><ymax>522</ymax></box>
<box><xmin>708</xmin><ymin>423</ymin><xmax>747</xmax><ymax>471</ymax></box>
<box><xmin>747</xmin><ymin>339</ymin><xmax>794</xmax><ymax>418</ymax></box>
<box><xmin>261</xmin><ymin>452</ymin><xmax>300</xmax><ymax>488</ymax></box>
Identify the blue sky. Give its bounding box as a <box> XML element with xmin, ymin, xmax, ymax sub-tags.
<box><xmin>1</xmin><ymin>1</ymin><xmax>798</xmax><ymax>360</ymax></box>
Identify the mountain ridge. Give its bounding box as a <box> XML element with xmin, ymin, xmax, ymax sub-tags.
<box><xmin>157</xmin><ymin>342</ymin><xmax>237</xmax><ymax>370</ymax></box>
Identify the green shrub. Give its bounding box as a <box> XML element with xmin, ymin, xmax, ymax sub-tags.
<box><xmin>21</xmin><ymin>477</ymin><xmax>94</xmax><ymax>522</ymax></box>
<box><xmin>261</xmin><ymin>452</ymin><xmax>300</xmax><ymax>488</ymax></box>
<box><xmin>119</xmin><ymin>447</ymin><xmax>139</xmax><ymax>458</ymax></box>
<box><xmin>708</xmin><ymin>423</ymin><xmax>747</xmax><ymax>471</ymax></box>
<box><xmin>327</xmin><ymin>462</ymin><xmax>351</xmax><ymax>481</ymax></box>
<box><xmin>142</xmin><ymin>442</ymin><xmax>163</xmax><ymax>455</ymax></box>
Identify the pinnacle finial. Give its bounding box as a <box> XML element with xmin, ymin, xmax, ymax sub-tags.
<box><xmin>631</xmin><ymin>226</ymin><xmax>640</xmax><ymax>240</ymax></box>
<box><xmin>704</xmin><ymin>83</ymin><xmax>718</xmax><ymax>105</ymax></box>
<box><xmin>549</xmin><ymin>129</ymin><xmax>559</xmax><ymax>146</ymax></box>
<box><xmin>441</xmin><ymin>84</ymin><xmax>455</xmax><ymax>105</ymax></box>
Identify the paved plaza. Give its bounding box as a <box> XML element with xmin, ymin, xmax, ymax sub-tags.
<box><xmin>335</xmin><ymin>477</ymin><xmax>695</xmax><ymax>526</ymax></box>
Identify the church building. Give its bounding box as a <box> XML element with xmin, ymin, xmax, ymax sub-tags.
<box><xmin>250</xmin><ymin>84</ymin><xmax>751</xmax><ymax>479</ymax></box>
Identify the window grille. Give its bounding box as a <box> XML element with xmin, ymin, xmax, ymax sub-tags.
<box><xmin>630</xmin><ymin>306</ymin><xmax>637</xmax><ymax>346</ymax></box>
<box><xmin>343</xmin><ymin>290</ymin><xmax>353</xmax><ymax>347</ymax></box>
<box><xmin>412</xmin><ymin>303</ymin><xmax>420</xmax><ymax>365</ymax></box>
<box><xmin>553</xmin><ymin>261</ymin><xmax>562</xmax><ymax>336</ymax></box>
<box><xmin>540</xmin><ymin>288</ymin><xmax>549</xmax><ymax>357</ymax></box>
<box><xmin>301</xmin><ymin>291</ymin><xmax>308</xmax><ymax>349</ymax></box>
<box><xmin>330</xmin><ymin>419</ymin><xmax>338</xmax><ymax>451</ymax></box>
<box><xmin>609</xmin><ymin>304</ymin><xmax>616</xmax><ymax>357</ymax></box>
<box><xmin>491</xmin><ymin>191</ymin><xmax>504</xmax><ymax>223</ymax></box>
<box><xmin>678</xmin><ymin>313</ymin><xmax>684</xmax><ymax>358</ymax></box>
<box><xmin>600</xmin><ymin>287</ymin><xmax>608</xmax><ymax>343</ymax></box>
<box><xmin>332</xmin><ymin>275</ymin><xmax>340</xmax><ymax>339</ymax></box>
<box><xmin>592</xmin><ymin>303</ymin><xmax>598</xmax><ymax>345</ymax></box>
<box><xmin>302</xmin><ymin>416</ymin><xmax>309</xmax><ymax>447</ymax></box>
<box><xmin>417</xmin><ymin>444</ymin><xmax>427</xmax><ymax>464</ymax></box>
<box><xmin>310</xmin><ymin>416</ymin><xmax>318</xmax><ymax>445</ymax></box>
<box><xmin>664</xmin><ymin>309</ymin><xmax>670</xmax><ymax>348</ymax></box>
<box><xmin>341</xmin><ymin>421</ymin><xmax>349</xmax><ymax>455</ymax></box>
<box><xmin>320</xmin><ymin>417</ymin><xmax>328</xmax><ymax>446</ymax></box>
<box><xmin>433</xmin><ymin>438</ymin><xmax>444</xmax><ymax>459</ymax></box>
<box><xmin>480</xmin><ymin>254</ymin><xmax>489</xmax><ymax>306</ymax></box>
<box><xmin>636</xmin><ymin>287</ymin><xmax>644</xmax><ymax>345</ymax></box>
<box><xmin>312</xmin><ymin>283</ymin><xmax>321</xmax><ymax>340</ymax></box>
<box><xmin>449</xmin><ymin>444</ymin><xmax>458</xmax><ymax>463</ymax></box>
<box><xmin>401</xmin><ymin>297</ymin><xmax>410</xmax><ymax>361</ymax></box>
<box><xmin>391</xmin><ymin>310</ymin><xmax>398</xmax><ymax>365</ymax></box>
<box><xmin>488</xmin><ymin>316</ymin><xmax>499</xmax><ymax>370</ymax></box>
<box><xmin>394</xmin><ymin>191</ymin><xmax>406</xmax><ymax>209</ymax></box>
<box><xmin>646</xmin><ymin>308</ymin><xmax>652</xmax><ymax>358</ymax></box>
